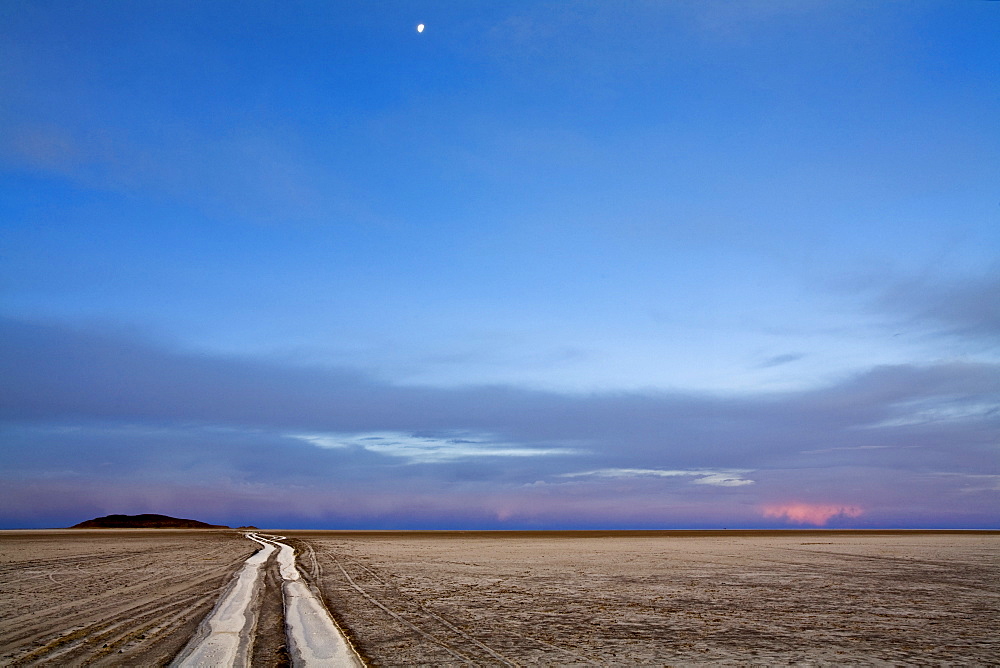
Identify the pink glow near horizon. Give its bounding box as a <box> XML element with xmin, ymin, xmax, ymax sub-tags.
<box><xmin>762</xmin><ymin>503</ymin><xmax>864</xmax><ymax>526</ymax></box>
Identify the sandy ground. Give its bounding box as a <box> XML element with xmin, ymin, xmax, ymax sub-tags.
<box><xmin>1</xmin><ymin>530</ymin><xmax>997</xmax><ymax>666</ymax></box>
<box><xmin>289</xmin><ymin>531</ymin><xmax>1000</xmax><ymax>666</ymax></box>
<box><xmin>0</xmin><ymin>530</ymin><xmax>256</xmax><ymax>666</ymax></box>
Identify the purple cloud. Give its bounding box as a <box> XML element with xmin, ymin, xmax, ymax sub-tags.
<box><xmin>1</xmin><ymin>317</ymin><xmax>997</xmax><ymax>528</ymax></box>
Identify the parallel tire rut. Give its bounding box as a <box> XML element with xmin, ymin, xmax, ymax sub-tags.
<box><xmin>9</xmin><ymin>587</ymin><xmax>223</xmax><ymax>665</ymax></box>
<box><xmin>331</xmin><ymin>557</ymin><xmax>476</xmax><ymax>665</ymax></box>
<box><xmin>2</xmin><ymin>562</ymin><xmax>243</xmax><ymax>656</ymax></box>
<box><xmin>0</xmin><ymin>533</ymin><xmax>254</xmax><ymax>667</ymax></box>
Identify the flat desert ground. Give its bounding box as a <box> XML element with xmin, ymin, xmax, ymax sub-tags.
<box><xmin>1</xmin><ymin>530</ymin><xmax>997</xmax><ymax>666</ymax></box>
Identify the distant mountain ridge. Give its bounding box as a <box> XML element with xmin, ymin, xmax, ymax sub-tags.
<box><xmin>71</xmin><ymin>514</ymin><xmax>229</xmax><ymax>529</ymax></box>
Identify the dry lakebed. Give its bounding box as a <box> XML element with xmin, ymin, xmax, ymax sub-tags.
<box><xmin>0</xmin><ymin>529</ymin><xmax>996</xmax><ymax>666</ymax></box>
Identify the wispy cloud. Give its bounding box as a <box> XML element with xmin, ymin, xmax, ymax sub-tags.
<box><xmin>291</xmin><ymin>431</ymin><xmax>580</xmax><ymax>463</ymax></box>
<box><xmin>872</xmin><ymin>272</ymin><xmax>1000</xmax><ymax>345</ymax></box>
<box><xmin>758</xmin><ymin>353</ymin><xmax>804</xmax><ymax>369</ymax></box>
<box><xmin>561</xmin><ymin>468</ymin><xmax>755</xmax><ymax>487</ymax></box>
<box><xmin>859</xmin><ymin>399</ymin><xmax>998</xmax><ymax>429</ymax></box>
<box><xmin>935</xmin><ymin>473</ymin><xmax>1000</xmax><ymax>493</ymax></box>
<box><xmin>800</xmin><ymin>445</ymin><xmax>911</xmax><ymax>455</ymax></box>
<box><xmin>692</xmin><ymin>472</ymin><xmax>756</xmax><ymax>487</ymax></box>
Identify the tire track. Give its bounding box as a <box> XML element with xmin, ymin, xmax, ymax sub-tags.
<box><xmin>0</xmin><ymin>540</ymin><xmax>242</xmax><ymax>580</ymax></box>
<box><xmin>330</xmin><ymin>557</ymin><xmax>477</xmax><ymax>665</ymax></box>
<box><xmin>2</xmin><ymin>570</ymin><xmax>240</xmax><ymax>657</ymax></box>
<box><xmin>174</xmin><ymin>533</ymin><xmax>364</xmax><ymax>668</ymax></box>
<box><xmin>342</xmin><ymin>558</ymin><xmax>586</xmax><ymax>666</ymax></box>
<box><xmin>252</xmin><ymin>534</ymin><xmax>364</xmax><ymax>667</ymax></box>
<box><xmin>172</xmin><ymin>534</ymin><xmax>277</xmax><ymax>667</ymax></box>
<box><xmin>9</xmin><ymin>588</ymin><xmax>221</xmax><ymax>666</ymax></box>
<box><xmin>0</xmin><ymin>543</ymin><xmax>247</xmax><ymax>633</ymax></box>
<box><xmin>0</xmin><ymin>532</ymin><xmax>255</xmax><ymax>666</ymax></box>
<box><xmin>319</xmin><ymin>547</ymin><xmax>528</xmax><ymax>666</ymax></box>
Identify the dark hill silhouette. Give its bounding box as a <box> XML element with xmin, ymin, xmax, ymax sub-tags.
<box><xmin>70</xmin><ymin>514</ymin><xmax>229</xmax><ymax>529</ymax></box>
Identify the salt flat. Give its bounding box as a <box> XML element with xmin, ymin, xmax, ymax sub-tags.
<box><xmin>1</xmin><ymin>530</ymin><xmax>997</xmax><ymax>666</ymax></box>
<box><xmin>291</xmin><ymin>530</ymin><xmax>1000</xmax><ymax>666</ymax></box>
<box><xmin>0</xmin><ymin>530</ymin><xmax>254</xmax><ymax>665</ymax></box>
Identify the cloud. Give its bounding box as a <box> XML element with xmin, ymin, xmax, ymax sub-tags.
<box><xmin>1</xmin><ymin>317</ymin><xmax>998</xmax><ymax>528</ymax></box>
<box><xmin>873</xmin><ymin>272</ymin><xmax>1000</xmax><ymax>345</ymax></box>
<box><xmin>936</xmin><ymin>473</ymin><xmax>1000</xmax><ymax>494</ymax></box>
<box><xmin>800</xmin><ymin>444</ymin><xmax>906</xmax><ymax>455</ymax></box>
<box><xmin>561</xmin><ymin>468</ymin><xmax>754</xmax><ymax>487</ymax></box>
<box><xmin>762</xmin><ymin>503</ymin><xmax>864</xmax><ymax>526</ymax></box>
<box><xmin>291</xmin><ymin>431</ymin><xmax>581</xmax><ymax>463</ymax></box>
<box><xmin>692</xmin><ymin>472</ymin><xmax>756</xmax><ymax>487</ymax></box>
<box><xmin>2</xmin><ymin>317</ymin><xmax>998</xmax><ymax>466</ymax></box>
<box><xmin>860</xmin><ymin>399</ymin><xmax>998</xmax><ymax>429</ymax></box>
<box><xmin>758</xmin><ymin>353</ymin><xmax>804</xmax><ymax>368</ymax></box>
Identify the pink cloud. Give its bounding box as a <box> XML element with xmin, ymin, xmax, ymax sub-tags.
<box><xmin>762</xmin><ymin>503</ymin><xmax>864</xmax><ymax>526</ymax></box>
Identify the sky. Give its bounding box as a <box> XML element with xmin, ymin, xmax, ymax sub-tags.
<box><xmin>1</xmin><ymin>1</ymin><xmax>998</xmax><ymax>529</ymax></box>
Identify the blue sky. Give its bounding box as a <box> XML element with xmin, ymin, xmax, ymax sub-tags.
<box><xmin>1</xmin><ymin>1</ymin><xmax>998</xmax><ymax>529</ymax></box>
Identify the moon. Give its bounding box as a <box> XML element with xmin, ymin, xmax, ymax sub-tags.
<box><xmin>417</xmin><ymin>24</ymin><xmax>424</xmax><ymax>33</ymax></box>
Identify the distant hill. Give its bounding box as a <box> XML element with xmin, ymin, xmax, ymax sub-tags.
<box><xmin>70</xmin><ymin>514</ymin><xmax>229</xmax><ymax>529</ymax></box>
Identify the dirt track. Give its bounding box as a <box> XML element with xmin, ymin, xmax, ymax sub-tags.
<box><xmin>1</xmin><ymin>530</ymin><xmax>997</xmax><ymax>666</ymax></box>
